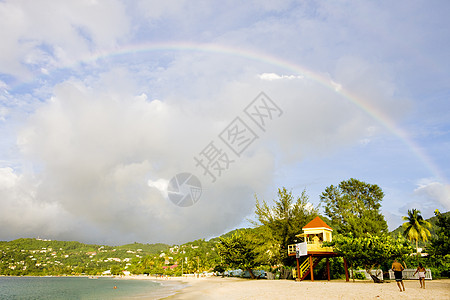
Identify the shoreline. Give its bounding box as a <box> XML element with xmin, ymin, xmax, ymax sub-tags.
<box><xmin>114</xmin><ymin>275</ymin><xmax>189</xmax><ymax>299</ymax></box>
<box><xmin>2</xmin><ymin>275</ymin><xmax>448</xmax><ymax>299</ymax></box>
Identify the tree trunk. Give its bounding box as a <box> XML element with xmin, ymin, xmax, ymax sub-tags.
<box><xmin>369</xmin><ymin>273</ymin><xmax>383</xmax><ymax>283</ymax></box>
<box><xmin>416</xmin><ymin>239</ymin><xmax>419</xmax><ymax>262</ymax></box>
<box><xmin>247</xmin><ymin>268</ymin><xmax>256</xmax><ymax>279</ymax></box>
<box><xmin>366</xmin><ymin>267</ymin><xmax>383</xmax><ymax>283</ymax></box>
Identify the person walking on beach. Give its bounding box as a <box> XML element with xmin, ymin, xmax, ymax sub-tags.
<box><xmin>413</xmin><ymin>263</ymin><xmax>426</xmax><ymax>289</ymax></box>
<box><xmin>392</xmin><ymin>259</ymin><xmax>405</xmax><ymax>292</ymax></box>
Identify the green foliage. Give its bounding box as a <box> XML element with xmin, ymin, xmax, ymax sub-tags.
<box><xmin>313</xmin><ymin>257</ymin><xmax>346</xmax><ymax>280</ymax></box>
<box><xmin>110</xmin><ymin>265</ymin><xmax>122</xmax><ymax>275</ymax></box>
<box><xmin>352</xmin><ymin>272</ymin><xmax>366</xmax><ymax>280</ymax></box>
<box><xmin>391</xmin><ymin>211</ymin><xmax>450</xmax><ymax>245</ymax></box>
<box><xmin>320</xmin><ymin>178</ymin><xmax>388</xmax><ymax>237</ymax></box>
<box><xmin>253</xmin><ymin>187</ymin><xmax>317</xmax><ymax>266</ymax></box>
<box><xmin>326</xmin><ymin>234</ymin><xmax>412</xmax><ymax>282</ymax></box>
<box><xmin>217</xmin><ymin>230</ymin><xmax>262</xmax><ymax>279</ymax></box>
<box><xmin>428</xmin><ymin>210</ymin><xmax>450</xmax><ymax>257</ymax></box>
<box><xmin>427</xmin><ymin>210</ymin><xmax>450</xmax><ymax>277</ymax></box>
<box><xmin>0</xmin><ymin>236</ymin><xmax>225</xmax><ymax>277</ymax></box>
<box><xmin>213</xmin><ymin>265</ymin><xmax>225</xmax><ymax>273</ymax></box>
<box><xmin>0</xmin><ymin>238</ymin><xmax>175</xmax><ymax>276</ymax></box>
<box><xmin>402</xmin><ymin>209</ymin><xmax>432</xmax><ymax>254</ymax></box>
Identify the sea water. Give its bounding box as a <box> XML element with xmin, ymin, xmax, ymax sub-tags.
<box><xmin>0</xmin><ymin>276</ymin><xmax>183</xmax><ymax>299</ymax></box>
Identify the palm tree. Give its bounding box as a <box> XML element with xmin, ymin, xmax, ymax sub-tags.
<box><xmin>402</xmin><ymin>209</ymin><xmax>432</xmax><ymax>256</ymax></box>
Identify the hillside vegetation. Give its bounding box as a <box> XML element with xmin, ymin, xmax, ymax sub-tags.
<box><xmin>0</xmin><ymin>237</ymin><xmax>220</xmax><ymax>276</ymax></box>
<box><xmin>390</xmin><ymin>211</ymin><xmax>450</xmax><ymax>247</ymax></box>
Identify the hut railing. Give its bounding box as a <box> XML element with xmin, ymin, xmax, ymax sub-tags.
<box><xmin>288</xmin><ymin>242</ymin><xmax>333</xmax><ymax>255</ymax></box>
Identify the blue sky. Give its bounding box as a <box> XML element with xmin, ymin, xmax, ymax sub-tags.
<box><xmin>0</xmin><ymin>0</ymin><xmax>449</xmax><ymax>245</ymax></box>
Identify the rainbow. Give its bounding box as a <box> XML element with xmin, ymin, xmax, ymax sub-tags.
<box><xmin>19</xmin><ymin>41</ymin><xmax>450</xmax><ymax>183</ymax></box>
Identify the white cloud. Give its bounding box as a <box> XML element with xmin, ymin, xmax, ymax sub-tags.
<box><xmin>148</xmin><ymin>178</ymin><xmax>169</xmax><ymax>198</ymax></box>
<box><xmin>359</xmin><ymin>138</ymin><xmax>370</xmax><ymax>146</ymax></box>
<box><xmin>0</xmin><ymin>0</ymin><xmax>131</xmax><ymax>78</ymax></box>
<box><xmin>258</xmin><ymin>73</ymin><xmax>303</xmax><ymax>81</ymax></box>
<box><xmin>2</xmin><ymin>25</ymin><xmax>412</xmax><ymax>242</ymax></box>
<box><xmin>0</xmin><ymin>167</ymin><xmax>19</xmax><ymax>189</ymax></box>
<box><xmin>9</xmin><ymin>72</ymin><xmax>276</xmax><ymax>243</ymax></box>
<box><xmin>0</xmin><ymin>107</ymin><xmax>8</xmax><ymax>122</ymax></box>
<box><xmin>330</xmin><ymin>80</ymin><xmax>342</xmax><ymax>92</ymax></box>
<box><xmin>7</xmin><ymin>53</ymin><xmax>386</xmax><ymax>244</ymax></box>
<box><xmin>304</xmin><ymin>202</ymin><xmax>315</xmax><ymax>212</ymax></box>
<box><xmin>414</xmin><ymin>180</ymin><xmax>450</xmax><ymax>210</ymax></box>
<box><xmin>0</xmin><ymin>167</ymin><xmax>75</xmax><ymax>240</ymax></box>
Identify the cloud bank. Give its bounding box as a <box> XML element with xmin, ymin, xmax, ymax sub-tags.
<box><xmin>1</xmin><ymin>58</ymin><xmax>394</xmax><ymax>244</ymax></box>
<box><xmin>0</xmin><ymin>0</ymin><xmax>448</xmax><ymax>244</ymax></box>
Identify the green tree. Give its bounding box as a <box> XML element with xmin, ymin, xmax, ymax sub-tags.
<box><xmin>217</xmin><ymin>231</ymin><xmax>262</xmax><ymax>279</ymax></box>
<box><xmin>402</xmin><ymin>209</ymin><xmax>432</xmax><ymax>256</ymax></box>
<box><xmin>320</xmin><ymin>178</ymin><xmax>388</xmax><ymax>237</ymax></box>
<box><xmin>253</xmin><ymin>187</ymin><xmax>317</xmax><ymax>266</ymax></box>
<box><xmin>327</xmin><ymin>234</ymin><xmax>412</xmax><ymax>282</ymax></box>
<box><xmin>110</xmin><ymin>265</ymin><xmax>122</xmax><ymax>275</ymax></box>
<box><xmin>427</xmin><ymin>209</ymin><xmax>450</xmax><ymax>277</ymax></box>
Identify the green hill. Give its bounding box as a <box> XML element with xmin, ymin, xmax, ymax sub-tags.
<box><xmin>390</xmin><ymin>211</ymin><xmax>450</xmax><ymax>246</ymax></box>
<box><xmin>0</xmin><ymin>238</ymin><xmax>172</xmax><ymax>276</ymax></box>
<box><xmin>390</xmin><ymin>211</ymin><xmax>450</xmax><ymax>236</ymax></box>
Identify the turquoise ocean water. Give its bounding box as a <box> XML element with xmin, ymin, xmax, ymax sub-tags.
<box><xmin>0</xmin><ymin>276</ymin><xmax>183</xmax><ymax>299</ymax></box>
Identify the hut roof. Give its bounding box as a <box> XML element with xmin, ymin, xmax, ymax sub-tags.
<box><xmin>302</xmin><ymin>216</ymin><xmax>332</xmax><ymax>230</ymax></box>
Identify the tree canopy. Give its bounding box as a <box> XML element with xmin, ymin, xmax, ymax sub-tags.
<box><xmin>427</xmin><ymin>210</ymin><xmax>450</xmax><ymax>277</ymax></box>
<box><xmin>216</xmin><ymin>230</ymin><xmax>262</xmax><ymax>279</ymax></box>
<box><xmin>327</xmin><ymin>233</ymin><xmax>412</xmax><ymax>282</ymax></box>
<box><xmin>253</xmin><ymin>187</ymin><xmax>317</xmax><ymax>265</ymax></box>
<box><xmin>320</xmin><ymin>178</ymin><xmax>388</xmax><ymax>237</ymax></box>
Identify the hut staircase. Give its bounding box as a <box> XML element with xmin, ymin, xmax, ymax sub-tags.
<box><xmin>298</xmin><ymin>256</ymin><xmax>322</xmax><ymax>281</ymax></box>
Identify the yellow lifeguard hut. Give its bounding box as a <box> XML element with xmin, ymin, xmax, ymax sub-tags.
<box><xmin>288</xmin><ymin>216</ymin><xmax>349</xmax><ymax>281</ymax></box>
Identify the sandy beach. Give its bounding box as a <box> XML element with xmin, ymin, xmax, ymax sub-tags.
<box><xmin>152</xmin><ymin>276</ymin><xmax>450</xmax><ymax>300</ymax></box>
